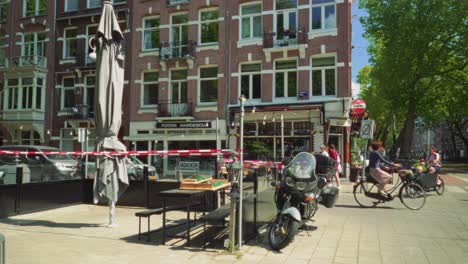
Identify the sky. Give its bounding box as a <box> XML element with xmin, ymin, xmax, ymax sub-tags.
<box><xmin>351</xmin><ymin>0</ymin><xmax>369</xmax><ymax>98</ymax></box>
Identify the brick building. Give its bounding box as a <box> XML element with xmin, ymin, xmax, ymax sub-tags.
<box><xmin>0</xmin><ymin>0</ymin><xmax>353</xmax><ymax>178</ymax></box>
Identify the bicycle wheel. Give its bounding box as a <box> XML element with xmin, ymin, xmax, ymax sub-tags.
<box><xmin>399</xmin><ymin>182</ymin><xmax>426</xmax><ymax>210</ymax></box>
<box><xmin>435</xmin><ymin>177</ymin><xmax>445</xmax><ymax>195</ymax></box>
<box><xmin>353</xmin><ymin>181</ymin><xmax>379</xmax><ymax>208</ymax></box>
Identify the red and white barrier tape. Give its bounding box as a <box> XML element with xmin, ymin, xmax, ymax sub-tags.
<box><xmin>0</xmin><ymin>149</ymin><xmax>238</xmax><ymax>157</ymax></box>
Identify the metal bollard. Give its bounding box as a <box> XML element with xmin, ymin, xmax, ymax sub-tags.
<box><xmin>0</xmin><ymin>232</ymin><xmax>5</xmax><ymax>264</ymax></box>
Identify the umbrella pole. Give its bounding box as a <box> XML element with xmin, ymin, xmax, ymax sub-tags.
<box><xmin>108</xmin><ymin>201</ymin><xmax>116</xmax><ymax>227</ymax></box>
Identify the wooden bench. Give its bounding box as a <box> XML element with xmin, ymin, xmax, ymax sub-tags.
<box><xmin>198</xmin><ymin>204</ymin><xmax>231</xmax><ymax>247</ymax></box>
<box><xmin>135</xmin><ymin>205</ymin><xmax>187</xmax><ymax>241</ymax></box>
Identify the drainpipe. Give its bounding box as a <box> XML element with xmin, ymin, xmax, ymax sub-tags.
<box><xmin>224</xmin><ymin>0</ymin><xmax>231</xmax><ymax>148</ymax></box>
<box><xmin>49</xmin><ymin>0</ymin><xmax>57</xmax><ymax>146</ymax></box>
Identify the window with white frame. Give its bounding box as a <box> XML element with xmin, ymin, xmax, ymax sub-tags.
<box><xmin>36</xmin><ymin>78</ymin><xmax>43</xmax><ymax>109</ymax></box>
<box><xmin>240</xmin><ymin>63</ymin><xmax>261</xmax><ymax>100</ymax></box>
<box><xmin>0</xmin><ymin>80</ymin><xmax>3</xmax><ymax>110</ymax></box>
<box><xmin>84</xmin><ymin>76</ymin><xmax>95</xmax><ymax>114</ymax></box>
<box><xmin>312</xmin><ymin>56</ymin><xmax>336</xmax><ymax>96</ymax></box>
<box><xmin>86</xmin><ymin>24</ymin><xmax>98</xmax><ymax>64</ymax></box>
<box><xmin>142</xmin><ymin>71</ymin><xmax>159</xmax><ymax>106</ymax></box>
<box><xmin>311</xmin><ymin>0</ymin><xmax>336</xmax><ymax>30</ymax></box>
<box><xmin>199</xmin><ymin>9</ymin><xmax>219</xmax><ymax>45</ymax></box>
<box><xmin>275</xmin><ymin>60</ymin><xmax>297</xmax><ymax>98</ymax></box>
<box><xmin>199</xmin><ymin>67</ymin><xmax>218</xmax><ymax>103</ymax></box>
<box><xmin>0</xmin><ymin>1</ymin><xmax>8</xmax><ymax>22</ymax></box>
<box><xmin>23</xmin><ymin>32</ymin><xmax>46</xmax><ymax>58</ymax></box>
<box><xmin>65</xmin><ymin>0</ymin><xmax>78</xmax><ymax>12</ymax></box>
<box><xmin>21</xmin><ymin>78</ymin><xmax>34</xmax><ymax>109</ymax></box>
<box><xmin>24</xmin><ymin>0</ymin><xmax>47</xmax><ymax>17</ymax></box>
<box><xmin>87</xmin><ymin>0</ymin><xmax>101</xmax><ymax>8</ymax></box>
<box><xmin>62</xmin><ymin>78</ymin><xmax>75</xmax><ymax>109</ymax></box>
<box><xmin>240</xmin><ymin>3</ymin><xmax>262</xmax><ymax>40</ymax></box>
<box><xmin>63</xmin><ymin>28</ymin><xmax>78</xmax><ymax>59</ymax></box>
<box><xmin>7</xmin><ymin>79</ymin><xmax>18</xmax><ymax>110</ymax></box>
<box><xmin>143</xmin><ymin>17</ymin><xmax>160</xmax><ymax>51</ymax></box>
<box><xmin>275</xmin><ymin>0</ymin><xmax>298</xmax><ymax>40</ymax></box>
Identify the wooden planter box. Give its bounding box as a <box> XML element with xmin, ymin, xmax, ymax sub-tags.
<box><xmin>180</xmin><ymin>179</ymin><xmax>230</xmax><ymax>191</ymax></box>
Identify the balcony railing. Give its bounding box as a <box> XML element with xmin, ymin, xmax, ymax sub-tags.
<box><xmin>167</xmin><ymin>0</ymin><xmax>190</xmax><ymax>6</ymax></box>
<box><xmin>159</xmin><ymin>41</ymin><xmax>196</xmax><ymax>61</ymax></box>
<box><xmin>5</xmin><ymin>56</ymin><xmax>47</xmax><ymax>68</ymax></box>
<box><xmin>157</xmin><ymin>101</ymin><xmax>193</xmax><ymax>118</ymax></box>
<box><xmin>64</xmin><ymin>104</ymin><xmax>94</xmax><ymax>119</ymax></box>
<box><xmin>263</xmin><ymin>28</ymin><xmax>307</xmax><ymax>49</ymax></box>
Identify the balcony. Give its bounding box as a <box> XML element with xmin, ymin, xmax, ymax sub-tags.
<box><xmin>263</xmin><ymin>29</ymin><xmax>307</xmax><ymax>62</ymax></box>
<box><xmin>159</xmin><ymin>41</ymin><xmax>196</xmax><ymax>69</ymax></box>
<box><xmin>156</xmin><ymin>101</ymin><xmax>193</xmax><ymax>118</ymax></box>
<box><xmin>5</xmin><ymin>56</ymin><xmax>47</xmax><ymax>70</ymax></box>
<box><xmin>167</xmin><ymin>0</ymin><xmax>190</xmax><ymax>6</ymax></box>
<box><xmin>63</xmin><ymin>105</ymin><xmax>95</xmax><ymax>120</ymax></box>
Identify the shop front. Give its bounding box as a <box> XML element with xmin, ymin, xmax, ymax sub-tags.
<box><xmin>125</xmin><ymin>120</ymin><xmax>227</xmax><ymax>180</ymax></box>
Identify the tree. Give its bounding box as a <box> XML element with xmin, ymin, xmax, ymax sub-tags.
<box><xmin>359</xmin><ymin>0</ymin><xmax>467</xmax><ymax>158</ymax></box>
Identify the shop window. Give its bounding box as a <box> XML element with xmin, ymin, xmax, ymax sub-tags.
<box><xmin>293</xmin><ymin>122</ymin><xmax>311</xmax><ymax>135</ymax></box>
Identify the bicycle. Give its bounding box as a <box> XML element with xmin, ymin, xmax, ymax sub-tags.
<box><xmin>353</xmin><ymin>166</ymin><xmax>426</xmax><ymax>210</ymax></box>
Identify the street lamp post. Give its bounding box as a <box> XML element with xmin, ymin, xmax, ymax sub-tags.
<box><xmin>238</xmin><ymin>95</ymin><xmax>245</xmax><ymax>249</ymax></box>
<box><xmin>280</xmin><ymin>114</ymin><xmax>284</xmax><ymax>160</ymax></box>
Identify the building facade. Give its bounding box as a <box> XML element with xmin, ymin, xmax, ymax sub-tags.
<box><xmin>0</xmin><ymin>0</ymin><xmax>353</xmax><ymax>178</ymax></box>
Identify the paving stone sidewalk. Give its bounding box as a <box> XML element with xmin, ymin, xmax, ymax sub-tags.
<box><xmin>1</xmin><ymin>176</ymin><xmax>467</xmax><ymax>264</ymax></box>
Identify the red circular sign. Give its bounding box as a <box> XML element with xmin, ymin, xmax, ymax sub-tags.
<box><xmin>351</xmin><ymin>99</ymin><xmax>367</xmax><ymax>114</ymax></box>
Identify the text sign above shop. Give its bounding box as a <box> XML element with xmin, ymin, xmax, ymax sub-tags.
<box><xmin>155</xmin><ymin>122</ymin><xmax>212</xmax><ymax>129</ymax></box>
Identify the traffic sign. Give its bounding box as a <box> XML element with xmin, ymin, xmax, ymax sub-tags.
<box><xmin>360</xmin><ymin>119</ymin><xmax>375</xmax><ymax>139</ymax></box>
<box><xmin>351</xmin><ymin>99</ymin><xmax>366</xmax><ymax>114</ymax></box>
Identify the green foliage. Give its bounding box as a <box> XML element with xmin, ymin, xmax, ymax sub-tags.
<box><xmin>358</xmin><ymin>0</ymin><xmax>467</xmax><ymax>155</ymax></box>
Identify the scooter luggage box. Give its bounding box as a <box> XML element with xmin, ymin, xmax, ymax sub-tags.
<box><xmin>314</xmin><ymin>154</ymin><xmax>336</xmax><ymax>175</ymax></box>
<box><xmin>320</xmin><ymin>186</ymin><xmax>340</xmax><ymax>208</ymax></box>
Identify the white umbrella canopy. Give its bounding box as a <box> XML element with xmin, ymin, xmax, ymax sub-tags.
<box><xmin>91</xmin><ymin>1</ymin><xmax>128</xmax><ymax>226</ymax></box>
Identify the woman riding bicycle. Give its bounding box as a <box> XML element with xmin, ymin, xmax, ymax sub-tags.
<box><xmin>369</xmin><ymin>141</ymin><xmax>399</xmax><ymax>197</ymax></box>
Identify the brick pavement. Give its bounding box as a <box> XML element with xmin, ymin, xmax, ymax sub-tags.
<box><xmin>1</xmin><ymin>176</ymin><xmax>467</xmax><ymax>264</ymax></box>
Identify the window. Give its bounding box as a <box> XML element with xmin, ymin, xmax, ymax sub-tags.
<box><xmin>24</xmin><ymin>0</ymin><xmax>47</xmax><ymax>17</ymax></box>
<box><xmin>142</xmin><ymin>72</ymin><xmax>159</xmax><ymax>106</ymax></box>
<box><xmin>84</xmin><ymin>76</ymin><xmax>95</xmax><ymax>115</ymax></box>
<box><xmin>143</xmin><ymin>17</ymin><xmax>160</xmax><ymax>51</ymax></box>
<box><xmin>23</xmin><ymin>32</ymin><xmax>46</xmax><ymax>58</ymax></box>
<box><xmin>7</xmin><ymin>79</ymin><xmax>18</xmax><ymax>110</ymax></box>
<box><xmin>62</xmin><ymin>78</ymin><xmax>75</xmax><ymax>109</ymax></box>
<box><xmin>240</xmin><ymin>3</ymin><xmax>262</xmax><ymax>40</ymax></box>
<box><xmin>21</xmin><ymin>78</ymin><xmax>34</xmax><ymax>109</ymax></box>
<box><xmin>36</xmin><ymin>78</ymin><xmax>42</xmax><ymax>109</ymax></box>
<box><xmin>0</xmin><ymin>1</ymin><xmax>7</xmax><ymax>22</ymax></box>
<box><xmin>65</xmin><ymin>0</ymin><xmax>78</xmax><ymax>12</ymax></box>
<box><xmin>170</xmin><ymin>70</ymin><xmax>188</xmax><ymax>104</ymax></box>
<box><xmin>0</xmin><ymin>81</ymin><xmax>3</xmax><ymax>110</ymax></box>
<box><xmin>311</xmin><ymin>0</ymin><xmax>336</xmax><ymax>30</ymax></box>
<box><xmin>64</xmin><ymin>28</ymin><xmax>78</xmax><ymax>59</ymax></box>
<box><xmin>312</xmin><ymin>56</ymin><xmax>336</xmax><ymax>96</ymax></box>
<box><xmin>170</xmin><ymin>13</ymin><xmax>189</xmax><ymax>55</ymax></box>
<box><xmin>275</xmin><ymin>0</ymin><xmax>297</xmax><ymax>40</ymax></box>
<box><xmin>199</xmin><ymin>67</ymin><xmax>218</xmax><ymax>103</ymax></box>
<box><xmin>87</xmin><ymin>0</ymin><xmax>101</xmax><ymax>8</ymax></box>
<box><xmin>112</xmin><ymin>0</ymin><xmax>126</xmax><ymax>4</ymax></box>
<box><xmin>86</xmin><ymin>25</ymin><xmax>98</xmax><ymax>64</ymax></box>
<box><xmin>275</xmin><ymin>60</ymin><xmax>297</xmax><ymax>98</ymax></box>
<box><xmin>199</xmin><ymin>9</ymin><xmax>218</xmax><ymax>45</ymax></box>
<box><xmin>0</xmin><ymin>37</ymin><xmax>5</xmax><ymax>67</ymax></box>
<box><xmin>240</xmin><ymin>64</ymin><xmax>261</xmax><ymax>100</ymax></box>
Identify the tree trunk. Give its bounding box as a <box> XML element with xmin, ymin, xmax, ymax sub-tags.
<box><xmin>398</xmin><ymin>103</ymin><xmax>417</xmax><ymax>159</ymax></box>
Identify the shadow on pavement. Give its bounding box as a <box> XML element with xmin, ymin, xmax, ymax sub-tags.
<box><xmin>0</xmin><ymin>218</ymin><xmax>101</xmax><ymax>228</ymax></box>
<box><xmin>334</xmin><ymin>204</ymin><xmax>399</xmax><ymax>210</ymax></box>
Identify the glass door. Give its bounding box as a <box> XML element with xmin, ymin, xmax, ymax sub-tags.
<box><xmin>169</xmin><ymin>70</ymin><xmax>188</xmax><ymax>116</ymax></box>
<box><xmin>170</xmin><ymin>14</ymin><xmax>189</xmax><ymax>57</ymax></box>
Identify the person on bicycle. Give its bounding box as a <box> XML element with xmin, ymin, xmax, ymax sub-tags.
<box><xmin>369</xmin><ymin>141</ymin><xmax>399</xmax><ymax>197</ymax></box>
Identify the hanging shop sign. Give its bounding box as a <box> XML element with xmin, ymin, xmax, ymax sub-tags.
<box><xmin>350</xmin><ymin>99</ymin><xmax>366</xmax><ymax>114</ymax></box>
<box><xmin>155</xmin><ymin>121</ymin><xmax>212</xmax><ymax>129</ymax></box>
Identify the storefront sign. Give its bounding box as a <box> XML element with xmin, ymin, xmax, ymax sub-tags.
<box><xmin>350</xmin><ymin>99</ymin><xmax>366</xmax><ymax>114</ymax></box>
<box><xmin>155</xmin><ymin>121</ymin><xmax>212</xmax><ymax>129</ymax></box>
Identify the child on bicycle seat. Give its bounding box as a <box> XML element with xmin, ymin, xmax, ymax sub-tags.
<box><xmin>369</xmin><ymin>141</ymin><xmax>399</xmax><ymax>197</ymax></box>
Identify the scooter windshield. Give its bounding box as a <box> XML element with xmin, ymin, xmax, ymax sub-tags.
<box><xmin>285</xmin><ymin>152</ymin><xmax>317</xmax><ymax>180</ymax></box>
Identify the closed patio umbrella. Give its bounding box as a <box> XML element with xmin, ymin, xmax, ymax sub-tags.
<box><xmin>91</xmin><ymin>1</ymin><xmax>128</xmax><ymax>227</ymax></box>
